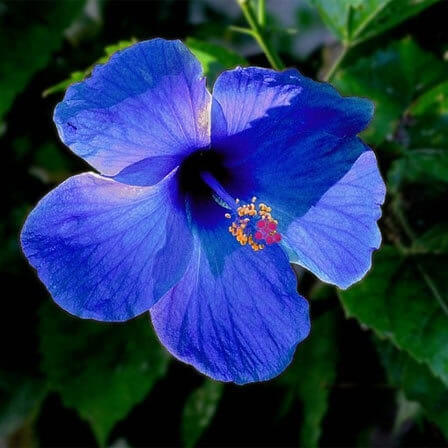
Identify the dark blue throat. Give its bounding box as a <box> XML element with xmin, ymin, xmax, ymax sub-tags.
<box><xmin>177</xmin><ymin>149</ymin><xmax>282</xmax><ymax>251</ymax></box>
<box><xmin>177</xmin><ymin>149</ymin><xmax>231</xmax><ymax>199</ymax></box>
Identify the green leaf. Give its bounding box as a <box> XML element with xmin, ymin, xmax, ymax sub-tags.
<box><xmin>393</xmin><ymin>391</ymin><xmax>422</xmax><ymax>435</ymax></box>
<box><xmin>339</xmin><ymin>246</ymin><xmax>448</xmax><ymax>388</ymax></box>
<box><xmin>388</xmin><ymin>149</ymin><xmax>448</xmax><ymax>191</ymax></box>
<box><xmin>407</xmin><ymin>80</ymin><xmax>448</xmax><ymax>150</ymax></box>
<box><xmin>42</xmin><ymin>71</ymin><xmax>85</xmax><ymax>98</ymax></box>
<box><xmin>307</xmin><ymin>0</ymin><xmax>362</xmax><ymax>43</ymax></box>
<box><xmin>43</xmin><ymin>39</ymin><xmax>138</xmax><ymax>97</ymax></box>
<box><xmin>0</xmin><ymin>373</ymin><xmax>47</xmax><ymax>438</ymax></box>
<box><xmin>387</xmin><ymin>80</ymin><xmax>448</xmax><ymax>189</ymax></box>
<box><xmin>30</xmin><ymin>142</ymin><xmax>72</xmax><ymax>184</ymax></box>
<box><xmin>412</xmin><ymin>224</ymin><xmax>448</xmax><ymax>254</ymax></box>
<box><xmin>375</xmin><ymin>337</ymin><xmax>448</xmax><ymax>439</ymax></box>
<box><xmin>308</xmin><ymin>0</ymin><xmax>441</xmax><ymax>45</ymax></box>
<box><xmin>185</xmin><ymin>37</ymin><xmax>248</xmax><ymax>86</ymax></box>
<box><xmin>181</xmin><ymin>379</ymin><xmax>224</xmax><ymax>448</ymax></box>
<box><xmin>39</xmin><ymin>303</ymin><xmax>169</xmax><ymax>446</ymax></box>
<box><xmin>43</xmin><ymin>37</ymin><xmax>245</xmax><ymax>97</ymax></box>
<box><xmin>0</xmin><ymin>0</ymin><xmax>86</xmax><ymax>121</ymax></box>
<box><xmin>98</xmin><ymin>39</ymin><xmax>139</xmax><ymax>64</ymax></box>
<box><xmin>279</xmin><ymin>311</ymin><xmax>338</xmax><ymax>448</ymax></box>
<box><xmin>334</xmin><ymin>38</ymin><xmax>448</xmax><ymax>145</ymax></box>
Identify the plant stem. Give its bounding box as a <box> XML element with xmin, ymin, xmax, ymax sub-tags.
<box><xmin>322</xmin><ymin>44</ymin><xmax>348</xmax><ymax>82</ymax></box>
<box><xmin>228</xmin><ymin>25</ymin><xmax>255</xmax><ymax>37</ymax></box>
<box><xmin>236</xmin><ymin>0</ymin><xmax>284</xmax><ymax>70</ymax></box>
<box><xmin>258</xmin><ymin>0</ymin><xmax>266</xmax><ymax>27</ymax></box>
<box><xmin>391</xmin><ymin>196</ymin><xmax>417</xmax><ymax>242</ymax></box>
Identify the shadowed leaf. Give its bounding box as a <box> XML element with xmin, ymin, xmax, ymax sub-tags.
<box><xmin>339</xmin><ymin>246</ymin><xmax>448</xmax><ymax>388</ymax></box>
<box><xmin>334</xmin><ymin>38</ymin><xmax>448</xmax><ymax>145</ymax></box>
<box><xmin>279</xmin><ymin>311</ymin><xmax>338</xmax><ymax>448</ymax></box>
<box><xmin>39</xmin><ymin>303</ymin><xmax>169</xmax><ymax>446</ymax></box>
<box><xmin>0</xmin><ymin>373</ymin><xmax>47</xmax><ymax>438</ymax></box>
<box><xmin>0</xmin><ymin>0</ymin><xmax>86</xmax><ymax>120</ymax></box>
<box><xmin>376</xmin><ymin>337</ymin><xmax>448</xmax><ymax>439</ymax></box>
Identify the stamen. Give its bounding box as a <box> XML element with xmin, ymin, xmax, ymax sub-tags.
<box><xmin>228</xmin><ymin>197</ymin><xmax>282</xmax><ymax>251</ymax></box>
<box><xmin>199</xmin><ymin>171</ymin><xmax>282</xmax><ymax>252</ymax></box>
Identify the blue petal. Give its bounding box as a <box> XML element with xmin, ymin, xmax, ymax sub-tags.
<box><xmin>211</xmin><ymin>67</ymin><xmax>372</xmax><ymax>147</ymax></box>
<box><xmin>209</xmin><ymin>66</ymin><xmax>383</xmax><ymax>288</ymax></box>
<box><xmin>21</xmin><ymin>171</ymin><xmax>193</xmax><ymax>321</ymax></box>
<box><xmin>112</xmin><ymin>154</ymin><xmax>182</xmax><ymax>186</ymax></box>
<box><xmin>210</xmin><ymin>67</ymin><xmax>374</xmax><ymax>219</ymax></box>
<box><xmin>282</xmin><ymin>151</ymin><xmax>386</xmax><ymax>288</ymax></box>
<box><xmin>253</xmin><ymin>136</ymin><xmax>369</xmax><ymax>220</ymax></box>
<box><xmin>150</xmin><ymin>203</ymin><xmax>310</xmax><ymax>384</ymax></box>
<box><xmin>54</xmin><ymin>39</ymin><xmax>211</xmax><ymax>182</ymax></box>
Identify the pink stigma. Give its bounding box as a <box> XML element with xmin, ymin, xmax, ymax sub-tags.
<box><xmin>254</xmin><ymin>218</ymin><xmax>281</xmax><ymax>245</ymax></box>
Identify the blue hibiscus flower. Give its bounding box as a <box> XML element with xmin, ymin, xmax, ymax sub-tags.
<box><xmin>21</xmin><ymin>39</ymin><xmax>385</xmax><ymax>384</ymax></box>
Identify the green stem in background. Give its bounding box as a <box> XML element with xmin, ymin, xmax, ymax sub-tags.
<box><xmin>391</xmin><ymin>195</ymin><xmax>448</xmax><ymax>317</ymax></box>
<box><xmin>323</xmin><ymin>2</ymin><xmax>393</xmax><ymax>81</ymax></box>
<box><xmin>322</xmin><ymin>44</ymin><xmax>349</xmax><ymax>82</ymax></box>
<box><xmin>236</xmin><ymin>0</ymin><xmax>285</xmax><ymax>70</ymax></box>
<box><xmin>258</xmin><ymin>0</ymin><xmax>266</xmax><ymax>27</ymax></box>
<box><xmin>416</xmin><ymin>262</ymin><xmax>448</xmax><ymax>317</ymax></box>
<box><xmin>228</xmin><ymin>25</ymin><xmax>255</xmax><ymax>37</ymax></box>
<box><xmin>391</xmin><ymin>196</ymin><xmax>417</xmax><ymax>242</ymax></box>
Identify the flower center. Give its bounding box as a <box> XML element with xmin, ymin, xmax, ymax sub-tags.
<box><xmin>201</xmin><ymin>172</ymin><xmax>282</xmax><ymax>251</ymax></box>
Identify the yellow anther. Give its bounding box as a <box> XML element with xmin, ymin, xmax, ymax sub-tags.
<box><xmin>225</xmin><ymin>197</ymin><xmax>280</xmax><ymax>251</ymax></box>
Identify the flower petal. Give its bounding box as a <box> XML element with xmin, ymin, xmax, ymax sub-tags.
<box><xmin>21</xmin><ymin>172</ymin><xmax>193</xmax><ymax>321</ymax></box>
<box><xmin>54</xmin><ymin>39</ymin><xmax>211</xmax><ymax>181</ymax></box>
<box><xmin>282</xmin><ymin>151</ymin><xmax>386</xmax><ymax>288</ymax></box>
<box><xmin>150</xmin><ymin>207</ymin><xmax>310</xmax><ymax>384</ymax></box>
<box><xmin>209</xmin><ymin>67</ymin><xmax>374</xmax><ymax>221</ymax></box>
<box><xmin>209</xmin><ymin>67</ymin><xmax>384</xmax><ymax>289</ymax></box>
<box><xmin>211</xmin><ymin>66</ymin><xmax>372</xmax><ymax>147</ymax></box>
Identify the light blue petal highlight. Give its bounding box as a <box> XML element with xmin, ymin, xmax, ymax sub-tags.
<box><xmin>21</xmin><ymin>171</ymin><xmax>193</xmax><ymax>321</ymax></box>
<box><xmin>283</xmin><ymin>151</ymin><xmax>386</xmax><ymax>288</ymax></box>
<box><xmin>54</xmin><ymin>38</ymin><xmax>211</xmax><ymax>181</ymax></box>
<box><xmin>211</xmin><ymin>66</ymin><xmax>373</xmax><ymax>146</ymax></box>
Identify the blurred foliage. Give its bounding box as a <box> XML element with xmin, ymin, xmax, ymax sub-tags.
<box><xmin>182</xmin><ymin>379</ymin><xmax>224</xmax><ymax>448</ymax></box>
<box><xmin>0</xmin><ymin>374</ymin><xmax>47</xmax><ymax>439</ymax></box>
<box><xmin>2</xmin><ymin>0</ymin><xmax>448</xmax><ymax>446</ymax></box>
<box><xmin>309</xmin><ymin>0</ymin><xmax>441</xmax><ymax>45</ymax></box>
<box><xmin>339</xmin><ymin>246</ymin><xmax>448</xmax><ymax>387</ymax></box>
<box><xmin>333</xmin><ymin>37</ymin><xmax>448</xmax><ymax>145</ymax></box>
<box><xmin>186</xmin><ymin>37</ymin><xmax>248</xmax><ymax>85</ymax></box>
<box><xmin>279</xmin><ymin>309</ymin><xmax>338</xmax><ymax>448</ymax></box>
<box><xmin>375</xmin><ymin>337</ymin><xmax>448</xmax><ymax>440</ymax></box>
<box><xmin>0</xmin><ymin>0</ymin><xmax>86</xmax><ymax>123</ymax></box>
<box><xmin>39</xmin><ymin>303</ymin><xmax>169</xmax><ymax>445</ymax></box>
